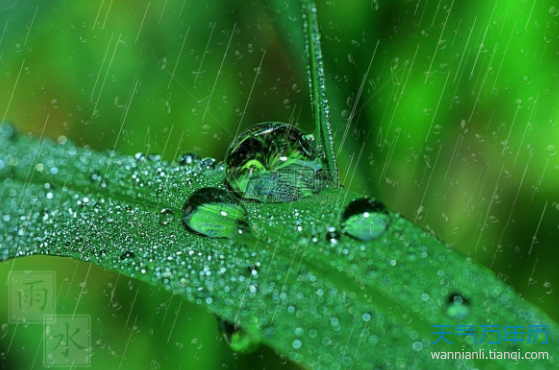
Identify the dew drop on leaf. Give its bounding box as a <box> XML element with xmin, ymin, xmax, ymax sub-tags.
<box><xmin>90</xmin><ymin>170</ymin><xmax>109</xmax><ymax>189</ymax></box>
<box><xmin>0</xmin><ymin>122</ymin><xmax>16</xmax><ymax>140</ymax></box>
<box><xmin>183</xmin><ymin>188</ymin><xmax>250</xmax><ymax>238</ymax></box>
<box><xmin>445</xmin><ymin>293</ymin><xmax>472</xmax><ymax>320</ymax></box>
<box><xmin>120</xmin><ymin>251</ymin><xmax>135</xmax><ymax>260</ymax></box>
<box><xmin>134</xmin><ymin>152</ymin><xmax>146</xmax><ymax>161</ymax></box>
<box><xmin>341</xmin><ymin>198</ymin><xmax>391</xmax><ymax>241</ymax></box>
<box><xmin>178</xmin><ymin>152</ymin><xmax>200</xmax><ymax>166</ymax></box>
<box><xmin>224</xmin><ymin>122</ymin><xmax>325</xmax><ymax>202</ymax></box>
<box><xmin>198</xmin><ymin>157</ymin><xmax>217</xmax><ymax>170</ymax></box>
<box><xmin>158</xmin><ymin>208</ymin><xmax>175</xmax><ymax>226</ymax></box>
<box><xmin>217</xmin><ymin>318</ymin><xmax>261</xmax><ymax>354</ymax></box>
<box><xmin>325</xmin><ymin>226</ymin><xmax>341</xmax><ymax>245</ymax></box>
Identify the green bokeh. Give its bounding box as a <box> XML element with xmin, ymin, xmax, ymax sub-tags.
<box><xmin>1</xmin><ymin>0</ymin><xmax>558</xmax><ymax>368</ymax></box>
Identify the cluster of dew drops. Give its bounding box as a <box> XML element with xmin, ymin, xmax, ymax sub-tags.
<box><xmin>179</xmin><ymin>122</ymin><xmax>392</xmax><ymax>244</ymax></box>
<box><xmin>1</xmin><ymin>121</ymin><xmax>473</xmax><ymax>355</ymax></box>
<box><xmin>174</xmin><ymin>121</ymin><xmax>473</xmax><ymax>351</ymax></box>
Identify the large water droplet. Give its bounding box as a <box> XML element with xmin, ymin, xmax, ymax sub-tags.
<box><xmin>225</xmin><ymin>122</ymin><xmax>325</xmax><ymax>202</ymax></box>
<box><xmin>217</xmin><ymin>318</ymin><xmax>261</xmax><ymax>354</ymax></box>
<box><xmin>341</xmin><ymin>198</ymin><xmax>391</xmax><ymax>241</ymax></box>
<box><xmin>183</xmin><ymin>188</ymin><xmax>250</xmax><ymax>238</ymax></box>
<box><xmin>445</xmin><ymin>293</ymin><xmax>472</xmax><ymax>320</ymax></box>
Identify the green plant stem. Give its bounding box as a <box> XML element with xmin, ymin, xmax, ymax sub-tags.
<box><xmin>303</xmin><ymin>0</ymin><xmax>339</xmax><ymax>185</ymax></box>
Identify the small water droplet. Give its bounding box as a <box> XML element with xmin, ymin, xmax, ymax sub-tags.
<box><xmin>178</xmin><ymin>152</ymin><xmax>200</xmax><ymax>166</ymax></box>
<box><xmin>225</xmin><ymin>122</ymin><xmax>325</xmax><ymax>202</ymax></box>
<box><xmin>0</xmin><ymin>122</ymin><xmax>17</xmax><ymax>140</ymax></box>
<box><xmin>445</xmin><ymin>293</ymin><xmax>472</xmax><ymax>320</ymax></box>
<box><xmin>90</xmin><ymin>170</ymin><xmax>109</xmax><ymax>189</ymax></box>
<box><xmin>246</xmin><ymin>263</ymin><xmax>259</xmax><ymax>277</ymax></box>
<box><xmin>120</xmin><ymin>251</ymin><xmax>135</xmax><ymax>260</ymax></box>
<box><xmin>341</xmin><ymin>198</ymin><xmax>391</xmax><ymax>241</ymax></box>
<box><xmin>158</xmin><ymin>208</ymin><xmax>175</xmax><ymax>226</ymax></box>
<box><xmin>183</xmin><ymin>188</ymin><xmax>250</xmax><ymax>238</ymax></box>
<box><xmin>198</xmin><ymin>157</ymin><xmax>216</xmax><ymax>170</ymax></box>
<box><xmin>217</xmin><ymin>319</ymin><xmax>261</xmax><ymax>354</ymax></box>
<box><xmin>547</xmin><ymin>145</ymin><xmax>557</xmax><ymax>155</ymax></box>
<box><xmin>134</xmin><ymin>152</ymin><xmax>146</xmax><ymax>161</ymax></box>
<box><xmin>325</xmin><ymin>226</ymin><xmax>341</xmax><ymax>245</ymax></box>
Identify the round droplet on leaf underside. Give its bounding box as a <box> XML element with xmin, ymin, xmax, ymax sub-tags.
<box><xmin>217</xmin><ymin>318</ymin><xmax>262</xmax><ymax>354</ymax></box>
<box><xmin>341</xmin><ymin>198</ymin><xmax>391</xmax><ymax>242</ymax></box>
<box><xmin>446</xmin><ymin>293</ymin><xmax>472</xmax><ymax>320</ymax></box>
<box><xmin>183</xmin><ymin>188</ymin><xmax>250</xmax><ymax>238</ymax></box>
<box><xmin>0</xmin><ymin>122</ymin><xmax>16</xmax><ymax>140</ymax></box>
<box><xmin>224</xmin><ymin>122</ymin><xmax>326</xmax><ymax>203</ymax></box>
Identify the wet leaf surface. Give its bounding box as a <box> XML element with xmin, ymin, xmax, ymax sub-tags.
<box><xmin>1</xmin><ymin>131</ymin><xmax>557</xmax><ymax>369</ymax></box>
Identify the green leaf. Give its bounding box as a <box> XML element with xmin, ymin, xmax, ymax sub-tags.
<box><xmin>1</xmin><ymin>129</ymin><xmax>557</xmax><ymax>369</ymax></box>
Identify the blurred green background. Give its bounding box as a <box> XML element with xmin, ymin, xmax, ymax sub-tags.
<box><xmin>1</xmin><ymin>0</ymin><xmax>558</xmax><ymax>368</ymax></box>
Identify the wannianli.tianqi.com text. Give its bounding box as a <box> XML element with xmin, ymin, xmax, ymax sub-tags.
<box><xmin>430</xmin><ymin>350</ymin><xmax>549</xmax><ymax>361</ymax></box>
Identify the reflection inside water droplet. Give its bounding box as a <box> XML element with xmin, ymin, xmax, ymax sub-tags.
<box><xmin>446</xmin><ymin>293</ymin><xmax>472</xmax><ymax>320</ymax></box>
<box><xmin>217</xmin><ymin>318</ymin><xmax>261</xmax><ymax>354</ymax></box>
<box><xmin>224</xmin><ymin>122</ymin><xmax>326</xmax><ymax>203</ymax></box>
<box><xmin>183</xmin><ymin>188</ymin><xmax>250</xmax><ymax>238</ymax></box>
<box><xmin>341</xmin><ymin>198</ymin><xmax>391</xmax><ymax>241</ymax></box>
